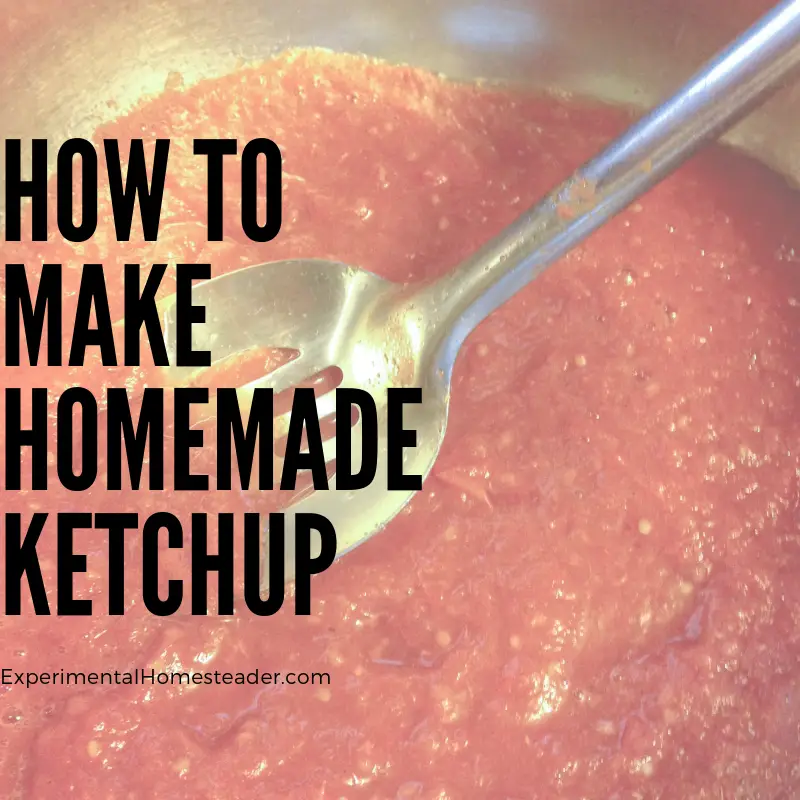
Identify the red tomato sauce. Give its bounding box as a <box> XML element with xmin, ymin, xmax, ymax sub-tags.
<box><xmin>1</xmin><ymin>49</ymin><xmax>799</xmax><ymax>799</ymax></box>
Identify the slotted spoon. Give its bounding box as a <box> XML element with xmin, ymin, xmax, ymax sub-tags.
<box><xmin>163</xmin><ymin>0</ymin><xmax>800</xmax><ymax>588</ymax></box>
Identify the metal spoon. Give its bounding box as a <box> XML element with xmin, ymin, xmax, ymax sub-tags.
<box><xmin>163</xmin><ymin>0</ymin><xmax>800</xmax><ymax>588</ymax></box>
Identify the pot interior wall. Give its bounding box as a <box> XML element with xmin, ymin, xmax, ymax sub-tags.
<box><xmin>1</xmin><ymin>0</ymin><xmax>799</xmax><ymax>198</ymax></box>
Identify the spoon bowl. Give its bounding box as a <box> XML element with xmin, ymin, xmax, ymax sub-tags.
<box><xmin>164</xmin><ymin>258</ymin><xmax>451</xmax><ymax>580</ymax></box>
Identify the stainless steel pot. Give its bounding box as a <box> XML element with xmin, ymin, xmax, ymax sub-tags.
<box><xmin>0</xmin><ymin>1</ymin><xmax>796</xmax><ymax>794</ymax></box>
<box><xmin>1</xmin><ymin>0</ymin><xmax>800</xmax><ymax>193</ymax></box>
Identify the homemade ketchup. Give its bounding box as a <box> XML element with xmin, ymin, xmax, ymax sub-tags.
<box><xmin>1</xmin><ymin>49</ymin><xmax>798</xmax><ymax>799</ymax></box>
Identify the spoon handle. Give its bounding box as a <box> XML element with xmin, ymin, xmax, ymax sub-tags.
<box><xmin>422</xmin><ymin>0</ymin><xmax>800</xmax><ymax>368</ymax></box>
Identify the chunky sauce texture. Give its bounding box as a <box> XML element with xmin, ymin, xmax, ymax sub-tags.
<box><xmin>1</xmin><ymin>49</ymin><xmax>800</xmax><ymax>799</ymax></box>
